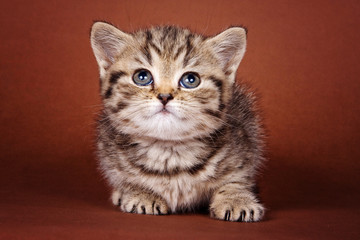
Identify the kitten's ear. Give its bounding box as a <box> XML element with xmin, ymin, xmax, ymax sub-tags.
<box><xmin>206</xmin><ymin>27</ymin><xmax>247</xmax><ymax>74</ymax></box>
<box><xmin>90</xmin><ymin>22</ymin><xmax>132</xmax><ymax>77</ymax></box>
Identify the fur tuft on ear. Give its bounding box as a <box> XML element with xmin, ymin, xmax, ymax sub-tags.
<box><xmin>90</xmin><ymin>22</ymin><xmax>132</xmax><ymax>78</ymax></box>
<box><xmin>206</xmin><ymin>27</ymin><xmax>247</xmax><ymax>74</ymax></box>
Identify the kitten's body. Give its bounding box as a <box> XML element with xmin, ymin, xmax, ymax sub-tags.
<box><xmin>91</xmin><ymin>22</ymin><xmax>265</xmax><ymax>221</ymax></box>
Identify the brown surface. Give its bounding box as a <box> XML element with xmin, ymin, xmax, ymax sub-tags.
<box><xmin>1</xmin><ymin>0</ymin><xmax>359</xmax><ymax>239</ymax></box>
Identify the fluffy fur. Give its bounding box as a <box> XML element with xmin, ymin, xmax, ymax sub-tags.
<box><xmin>90</xmin><ymin>22</ymin><xmax>265</xmax><ymax>222</ymax></box>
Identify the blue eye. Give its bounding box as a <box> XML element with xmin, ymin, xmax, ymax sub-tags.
<box><xmin>179</xmin><ymin>72</ymin><xmax>201</xmax><ymax>89</ymax></box>
<box><xmin>133</xmin><ymin>69</ymin><xmax>153</xmax><ymax>86</ymax></box>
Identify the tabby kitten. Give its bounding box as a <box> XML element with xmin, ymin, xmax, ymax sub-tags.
<box><xmin>90</xmin><ymin>21</ymin><xmax>265</xmax><ymax>222</ymax></box>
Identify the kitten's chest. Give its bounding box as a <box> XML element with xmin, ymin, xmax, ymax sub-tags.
<box><xmin>133</xmin><ymin>139</ymin><xmax>206</xmax><ymax>174</ymax></box>
<box><xmin>124</xmin><ymin>139</ymin><xmax>226</xmax><ymax>211</ymax></box>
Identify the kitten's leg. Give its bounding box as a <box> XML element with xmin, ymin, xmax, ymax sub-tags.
<box><xmin>111</xmin><ymin>187</ymin><xmax>169</xmax><ymax>215</ymax></box>
<box><xmin>210</xmin><ymin>183</ymin><xmax>265</xmax><ymax>222</ymax></box>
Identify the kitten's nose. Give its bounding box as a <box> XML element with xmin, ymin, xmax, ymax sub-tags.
<box><xmin>157</xmin><ymin>93</ymin><xmax>174</xmax><ymax>105</ymax></box>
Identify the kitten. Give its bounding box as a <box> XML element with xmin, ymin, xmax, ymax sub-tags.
<box><xmin>90</xmin><ymin>22</ymin><xmax>265</xmax><ymax>222</ymax></box>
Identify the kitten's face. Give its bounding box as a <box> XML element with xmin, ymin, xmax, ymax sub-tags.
<box><xmin>91</xmin><ymin>23</ymin><xmax>246</xmax><ymax>141</ymax></box>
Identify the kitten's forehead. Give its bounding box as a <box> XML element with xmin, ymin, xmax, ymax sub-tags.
<box><xmin>134</xmin><ymin>26</ymin><xmax>195</xmax><ymax>49</ymax></box>
<box><xmin>129</xmin><ymin>26</ymin><xmax>208</xmax><ymax>84</ymax></box>
<box><xmin>132</xmin><ymin>26</ymin><xmax>205</xmax><ymax>64</ymax></box>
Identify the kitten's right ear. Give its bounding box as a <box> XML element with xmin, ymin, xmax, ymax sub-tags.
<box><xmin>90</xmin><ymin>22</ymin><xmax>132</xmax><ymax>78</ymax></box>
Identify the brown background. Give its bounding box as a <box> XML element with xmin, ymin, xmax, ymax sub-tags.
<box><xmin>1</xmin><ymin>0</ymin><xmax>359</xmax><ymax>239</ymax></box>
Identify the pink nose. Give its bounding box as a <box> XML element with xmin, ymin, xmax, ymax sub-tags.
<box><xmin>157</xmin><ymin>93</ymin><xmax>174</xmax><ymax>105</ymax></box>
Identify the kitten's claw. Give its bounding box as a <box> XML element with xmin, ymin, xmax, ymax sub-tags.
<box><xmin>141</xmin><ymin>205</ymin><xmax>146</xmax><ymax>214</ymax></box>
<box><xmin>238</xmin><ymin>210</ymin><xmax>246</xmax><ymax>222</ymax></box>
<box><xmin>224</xmin><ymin>210</ymin><xmax>231</xmax><ymax>221</ymax></box>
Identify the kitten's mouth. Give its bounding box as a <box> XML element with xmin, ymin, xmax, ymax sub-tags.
<box><xmin>153</xmin><ymin>106</ymin><xmax>178</xmax><ymax>118</ymax></box>
<box><xmin>154</xmin><ymin>107</ymin><xmax>173</xmax><ymax>116</ymax></box>
<box><xmin>160</xmin><ymin>108</ymin><xmax>171</xmax><ymax>114</ymax></box>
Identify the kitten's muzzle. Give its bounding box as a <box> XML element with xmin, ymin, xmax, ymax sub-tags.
<box><xmin>157</xmin><ymin>93</ymin><xmax>174</xmax><ymax>106</ymax></box>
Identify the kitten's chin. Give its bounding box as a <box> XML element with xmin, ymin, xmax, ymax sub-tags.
<box><xmin>146</xmin><ymin>112</ymin><xmax>189</xmax><ymax>141</ymax></box>
<box><xmin>123</xmin><ymin>111</ymin><xmax>192</xmax><ymax>141</ymax></box>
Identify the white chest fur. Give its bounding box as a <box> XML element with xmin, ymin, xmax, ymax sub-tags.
<box><xmin>134</xmin><ymin>139</ymin><xmax>206</xmax><ymax>174</ymax></box>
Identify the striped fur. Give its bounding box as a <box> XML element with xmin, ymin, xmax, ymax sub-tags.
<box><xmin>90</xmin><ymin>22</ymin><xmax>265</xmax><ymax>221</ymax></box>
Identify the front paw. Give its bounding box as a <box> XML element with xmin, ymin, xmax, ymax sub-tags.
<box><xmin>112</xmin><ymin>190</ymin><xmax>169</xmax><ymax>215</ymax></box>
<box><xmin>210</xmin><ymin>191</ymin><xmax>265</xmax><ymax>222</ymax></box>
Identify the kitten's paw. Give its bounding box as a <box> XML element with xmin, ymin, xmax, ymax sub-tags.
<box><xmin>112</xmin><ymin>190</ymin><xmax>169</xmax><ymax>215</ymax></box>
<box><xmin>210</xmin><ymin>193</ymin><xmax>265</xmax><ymax>222</ymax></box>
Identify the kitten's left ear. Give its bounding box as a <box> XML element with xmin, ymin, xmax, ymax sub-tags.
<box><xmin>206</xmin><ymin>27</ymin><xmax>247</xmax><ymax>74</ymax></box>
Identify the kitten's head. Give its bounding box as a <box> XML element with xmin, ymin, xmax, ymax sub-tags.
<box><xmin>90</xmin><ymin>22</ymin><xmax>247</xmax><ymax>141</ymax></box>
